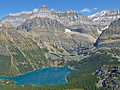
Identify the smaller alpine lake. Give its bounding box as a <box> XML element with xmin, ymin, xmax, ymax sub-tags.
<box><xmin>0</xmin><ymin>67</ymin><xmax>73</xmax><ymax>86</ymax></box>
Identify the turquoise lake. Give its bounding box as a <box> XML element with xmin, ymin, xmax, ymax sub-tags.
<box><xmin>0</xmin><ymin>67</ymin><xmax>73</xmax><ymax>86</ymax></box>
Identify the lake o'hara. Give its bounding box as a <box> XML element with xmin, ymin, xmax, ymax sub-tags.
<box><xmin>0</xmin><ymin>67</ymin><xmax>73</xmax><ymax>86</ymax></box>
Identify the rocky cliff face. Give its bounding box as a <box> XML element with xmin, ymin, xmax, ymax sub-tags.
<box><xmin>88</xmin><ymin>9</ymin><xmax>120</xmax><ymax>25</ymax></box>
<box><xmin>1</xmin><ymin>6</ymin><xmax>120</xmax><ymax>38</ymax></box>
<box><xmin>2</xmin><ymin>6</ymin><xmax>120</xmax><ymax>28</ymax></box>
<box><xmin>17</xmin><ymin>17</ymin><xmax>65</xmax><ymax>32</ymax></box>
<box><xmin>0</xmin><ymin>5</ymin><xmax>89</xmax><ymax>26</ymax></box>
<box><xmin>94</xmin><ymin>18</ymin><xmax>120</xmax><ymax>47</ymax></box>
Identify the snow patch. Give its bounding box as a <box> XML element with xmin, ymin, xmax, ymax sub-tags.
<box><xmin>65</xmin><ymin>29</ymin><xmax>72</xmax><ymax>33</ymax></box>
<box><xmin>101</xmin><ymin>10</ymin><xmax>108</xmax><ymax>16</ymax></box>
<box><xmin>88</xmin><ymin>13</ymin><xmax>97</xmax><ymax>18</ymax></box>
<box><xmin>101</xmin><ymin>26</ymin><xmax>109</xmax><ymax>30</ymax></box>
<box><xmin>92</xmin><ymin>17</ymin><xmax>100</xmax><ymax>21</ymax></box>
<box><xmin>97</xmin><ymin>27</ymin><xmax>102</xmax><ymax>34</ymax></box>
<box><xmin>6</xmin><ymin>81</ymin><xmax>9</xmax><ymax>84</ymax></box>
<box><xmin>88</xmin><ymin>10</ymin><xmax>108</xmax><ymax>19</ymax></box>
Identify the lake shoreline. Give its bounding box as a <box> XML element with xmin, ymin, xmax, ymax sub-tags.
<box><xmin>0</xmin><ymin>67</ymin><xmax>73</xmax><ymax>86</ymax></box>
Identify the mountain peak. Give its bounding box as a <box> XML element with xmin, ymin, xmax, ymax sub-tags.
<box><xmin>51</xmin><ymin>8</ymin><xmax>55</xmax><ymax>11</ymax></box>
<box><xmin>94</xmin><ymin>18</ymin><xmax>120</xmax><ymax>47</ymax></box>
<box><xmin>40</xmin><ymin>5</ymin><xmax>48</xmax><ymax>9</ymax></box>
<box><xmin>88</xmin><ymin>9</ymin><xmax>120</xmax><ymax>22</ymax></box>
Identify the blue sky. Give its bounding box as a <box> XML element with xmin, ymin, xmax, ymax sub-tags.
<box><xmin>0</xmin><ymin>0</ymin><xmax>120</xmax><ymax>20</ymax></box>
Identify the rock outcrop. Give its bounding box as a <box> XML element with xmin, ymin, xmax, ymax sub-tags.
<box><xmin>94</xmin><ymin>18</ymin><xmax>120</xmax><ymax>47</ymax></box>
<box><xmin>17</xmin><ymin>17</ymin><xmax>65</xmax><ymax>32</ymax></box>
<box><xmin>95</xmin><ymin>65</ymin><xmax>120</xmax><ymax>90</ymax></box>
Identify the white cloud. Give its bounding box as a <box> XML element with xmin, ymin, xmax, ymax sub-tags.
<box><xmin>94</xmin><ymin>8</ymin><xmax>97</xmax><ymax>10</ymax></box>
<box><xmin>80</xmin><ymin>8</ymin><xmax>91</xmax><ymax>12</ymax></box>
